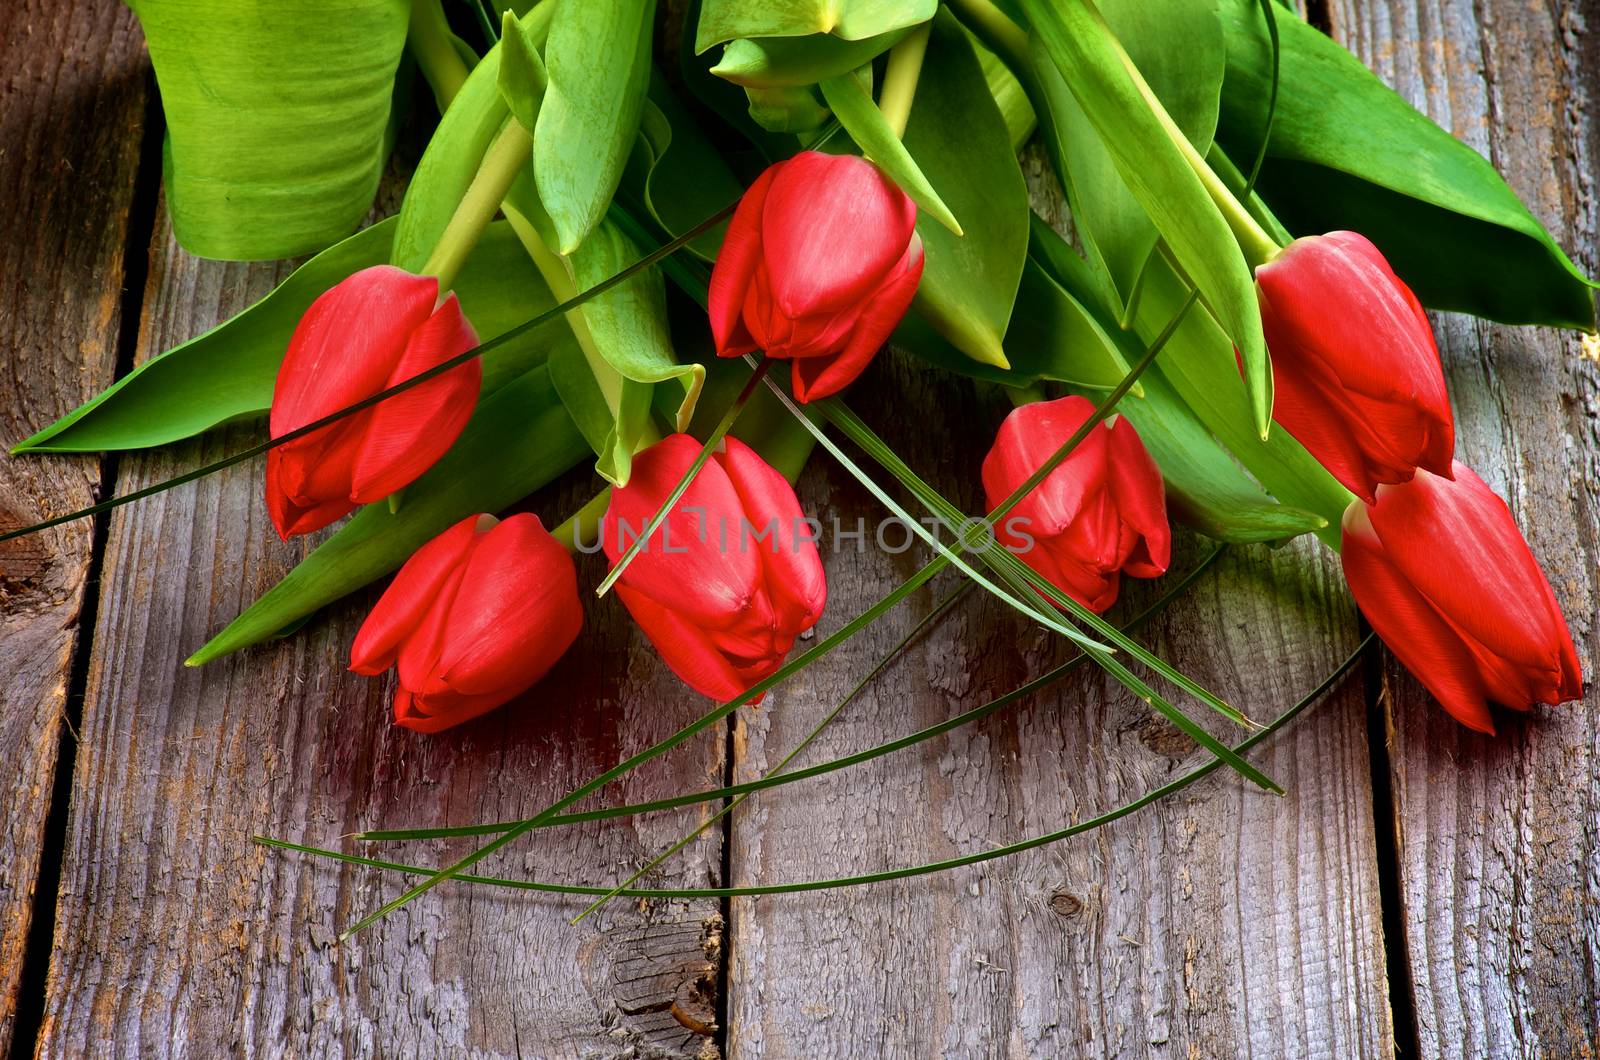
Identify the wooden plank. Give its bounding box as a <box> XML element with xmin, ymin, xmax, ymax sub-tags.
<box><xmin>724</xmin><ymin>344</ymin><xmax>1395</xmax><ymax>1056</ymax></box>
<box><xmin>34</xmin><ymin>210</ymin><xmax>727</xmax><ymax>1055</ymax></box>
<box><xmin>0</xmin><ymin>1</ymin><xmax>148</xmax><ymax>1051</ymax></box>
<box><xmin>1323</xmin><ymin>1</ymin><xmax>1600</xmax><ymax>1054</ymax></box>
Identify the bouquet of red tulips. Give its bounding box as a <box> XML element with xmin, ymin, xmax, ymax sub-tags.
<box><xmin>9</xmin><ymin>0</ymin><xmax>1590</xmax><ymax>930</ymax></box>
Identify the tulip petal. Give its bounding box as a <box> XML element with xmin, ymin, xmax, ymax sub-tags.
<box><xmin>617</xmin><ymin>583</ymin><xmax>753</xmax><ymax>702</ymax></box>
<box><xmin>428</xmin><ymin>515</ymin><xmax>583</xmax><ymax>698</ymax></box>
<box><xmin>1370</xmin><ymin>465</ymin><xmax>1570</xmax><ymax>682</ymax></box>
<box><xmin>982</xmin><ymin>396</ymin><xmax>1108</xmax><ymax>536</ymax></box>
<box><xmin>709</xmin><ymin>163</ymin><xmax>778</xmax><ymax>358</ymax></box>
<box><xmin>790</xmin><ymin>236</ymin><xmax>924</xmax><ymax>402</ymax></box>
<box><xmin>760</xmin><ymin>152</ymin><xmax>918</xmax><ymax>319</ymax></box>
<box><xmin>393</xmin><ymin>686</ymin><xmax>512</xmax><ymax>734</ymax></box>
<box><xmin>1106</xmin><ymin>416</ymin><xmax>1170</xmax><ymax>577</ymax></box>
<box><xmin>350</xmin><ymin>515</ymin><xmax>483</xmax><ymax>675</ymax></box>
<box><xmin>1341</xmin><ymin>505</ymin><xmax>1496</xmax><ymax>732</ymax></box>
<box><xmin>349</xmin><ymin>295</ymin><xmax>481</xmax><ymax>503</ymax></box>
<box><xmin>719</xmin><ymin>435</ymin><xmax>826</xmax><ymax>633</ymax></box>
<box><xmin>603</xmin><ymin>434</ymin><xmax>765</xmax><ymax>631</ymax></box>
<box><xmin>270</xmin><ymin>265</ymin><xmax>438</xmax><ymax>436</ymax></box>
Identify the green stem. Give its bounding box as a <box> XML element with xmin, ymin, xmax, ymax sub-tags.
<box><xmin>501</xmin><ymin>210</ymin><xmax>630</xmax><ymax>419</ymax></box>
<box><xmin>947</xmin><ymin>0</ymin><xmax>1030</xmax><ymax>67</ymax></box>
<box><xmin>1005</xmin><ymin>382</ymin><xmax>1046</xmax><ymax>407</ymax></box>
<box><xmin>408</xmin><ymin>0</ymin><xmax>470</xmax><ymax>110</ymax></box>
<box><xmin>421</xmin><ymin>118</ymin><xmax>534</xmax><ymax>291</ymax></box>
<box><xmin>877</xmin><ymin>22</ymin><xmax>932</xmax><ymax>138</ymax></box>
<box><xmin>549</xmin><ymin>489</ymin><xmax>610</xmax><ymax>553</ymax></box>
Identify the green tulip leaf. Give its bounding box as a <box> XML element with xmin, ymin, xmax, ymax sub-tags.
<box><xmin>817</xmin><ymin>71</ymin><xmax>962</xmax><ymax>235</ymax></box>
<box><xmin>1020</xmin><ymin>0</ymin><xmax>1271</xmax><ymax>437</ymax></box>
<box><xmin>894</xmin><ymin>254</ymin><xmax>1133</xmax><ymax>393</ymax></box>
<box><xmin>565</xmin><ymin>219</ymin><xmax>705</xmax><ymax>429</ymax></box>
<box><xmin>499</xmin><ymin>6</ymin><xmax>551</xmax><ymax>133</ymax></box>
<box><xmin>634</xmin><ymin>77</ymin><xmax>746</xmax><ymax>261</ymax></box>
<box><xmin>186</xmin><ymin>364</ymin><xmax>591</xmax><ymax>665</ymax></box>
<box><xmin>710</xmin><ymin>28</ymin><xmax>909</xmax><ymax>87</ymax></box>
<box><xmin>13</xmin><ymin>221</ymin><xmax>556</xmax><ymax>454</ymax></box>
<box><xmin>1215</xmin><ymin>0</ymin><xmax>1596</xmax><ymax>329</ymax></box>
<box><xmin>1072</xmin><ymin>232</ymin><xmax>1354</xmax><ymax>541</ymax></box>
<box><xmin>1038</xmin><ymin>0</ymin><xmax>1225</xmax><ymax>316</ymax></box>
<box><xmin>1107</xmin><ymin>368</ymin><xmax>1326</xmax><ymax>544</ymax></box>
<box><xmin>902</xmin><ymin>10</ymin><xmax>1027</xmax><ymax>369</ymax></box>
<box><xmin>695</xmin><ymin>0</ymin><xmax>934</xmax><ymax>51</ymax></box>
<box><xmin>546</xmin><ymin>339</ymin><xmax>617</xmax><ymax>457</ymax></box>
<box><xmin>535</xmin><ymin>0</ymin><xmax>656</xmax><ymax>253</ymax></box>
<box><xmin>127</xmin><ymin>0</ymin><xmax>410</xmax><ymax>261</ymax></box>
<box><xmin>1024</xmin><ymin>218</ymin><xmax>1329</xmax><ymax>544</ymax></box>
<box><xmin>746</xmin><ymin>83</ymin><xmax>834</xmax><ymax>133</ymax></box>
<box><xmin>391</xmin><ymin>37</ymin><xmax>517</xmax><ymax>273</ymax></box>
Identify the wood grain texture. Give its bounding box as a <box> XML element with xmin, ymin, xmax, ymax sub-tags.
<box><xmin>0</xmin><ymin>2</ymin><xmax>146</xmax><ymax>1051</ymax></box>
<box><xmin>1323</xmin><ymin>1</ymin><xmax>1600</xmax><ymax>1055</ymax></box>
<box><xmin>33</xmin><ymin>207</ymin><xmax>727</xmax><ymax>1059</ymax></box>
<box><xmin>724</xmin><ymin>342</ymin><xmax>1394</xmax><ymax>1058</ymax></box>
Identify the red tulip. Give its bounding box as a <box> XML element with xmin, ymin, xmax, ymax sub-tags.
<box><xmin>266</xmin><ymin>264</ymin><xmax>481</xmax><ymax>538</ymax></box>
<box><xmin>350</xmin><ymin>513</ymin><xmax>582</xmax><ymax>733</ymax></box>
<box><xmin>708</xmin><ymin>150</ymin><xmax>924</xmax><ymax>402</ymax></box>
<box><xmin>1341</xmin><ymin>462</ymin><xmax>1582</xmax><ymax>733</ymax></box>
<box><xmin>603</xmin><ymin>433</ymin><xmax>826</xmax><ymax>701</ymax></box>
<box><xmin>1256</xmin><ymin>231</ymin><xmax>1454</xmax><ymax>502</ymax></box>
<box><xmin>981</xmin><ymin>395</ymin><xmax>1170</xmax><ymax>614</ymax></box>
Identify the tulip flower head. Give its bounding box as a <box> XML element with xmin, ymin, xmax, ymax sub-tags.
<box><xmin>1341</xmin><ymin>462</ymin><xmax>1583</xmax><ymax>733</ymax></box>
<box><xmin>1256</xmin><ymin>231</ymin><xmax>1454</xmax><ymax>503</ymax></box>
<box><xmin>266</xmin><ymin>265</ymin><xmax>481</xmax><ymax>538</ymax></box>
<box><xmin>350</xmin><ymin>513</ymin><xmax>582</xmax><ymax>733</ymax></box>
<box><xmin>708</xmin><ymin>151</ymin><xmax>924</xmax><ymax>402</ymax></box>
<box><xmin>982</xmin><ymin>396</ymin><xmax>1170</xmax><ymax>614</ymax></box>
<box><xmin>603</xmin><ymin>433</ymin><xmax>826</xmax><ymax>701</ymax></box>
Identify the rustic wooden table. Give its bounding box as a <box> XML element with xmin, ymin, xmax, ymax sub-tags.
<box><xmin>2</xmin><ymin>1</ymin><xmax>1596</xmax><ymax>1056</ymax></box>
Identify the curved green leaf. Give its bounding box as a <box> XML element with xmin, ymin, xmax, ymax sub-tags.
<box><xmin>635</xmin><ymin>77</ymin><xmax>746</xmax><ymax>261</ymax></box>
<box><xmin>1027</xmin><ymin>216</ymin><xmax>1335</xmax><ymax>542</ymax></box>
<box><xmin>695</xmin><ymin>0</ymin><xmax>934</xmax><ymax>50</ymax></box>
<box><xmin>745</xmin><ymin>83</ymin><xmax>834</xmax><ymax>132</ymax></box>
<box><xmin>1215</xmin><ymin>0</ymin><xmax>1595</xmax><ymax>329</ymax></box>
<box><xmin>1020</xmin><ymin>0</ymin><xmax>1272</xmax><ymax>437</ymax></box>
<box><xmin>186</xmin><ymin>364</ymin><xmax>590</xmax><ymax>666</ymax></box>
<box><xmin>902</xmin><ymin>10</ymin><xmax>1028</xmax><ymax>368</ymax></box>
<box><xmin>498</xmin><ymin>6</ymin><xmax>551</xmax><ymax>132</ymax></box>
<box><xmin>1040</xmin><ymin>0</ymin><xmax>1225</xmax><ymax>314</ymax></box>
<box><xmin>817</xmin><ymin>71</ymin><xmax>961</xmax><ymax>234</ymax></box>
<box><xmin>1109</xmin><ymin>369</ymin><xmax>1325</xmax><ymax>543</ymax></box>
<box><xmin>128</xmin><ymin>0</ymin><xmax>409</xmax><ymax>261</ymax></box>
<box><xmin>894</xmin><ymin>257</ymin><xmax>1129</xmax><ymax>390</ymax></box>
<box><xmin>534</xmin><ymin>0</ymin><xmax>657</xmax><ymax>252</ymax></box>
<box><xmin>711</xmin><ymin>28</ymin><xmax>908</xmax><ymax>87</ymax></box>
<box><xmin>13</xmin><ymin>221</ymin><xmax>555</xmax><ymax>454</ymax></box>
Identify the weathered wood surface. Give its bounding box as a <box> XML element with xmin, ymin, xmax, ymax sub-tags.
<box><xmin>33</xmin><ymin>206</ymin><xmax>727</xmax><ymax>1058</ymax></box>
<box><xmin>0</xmin><ymin>2</ymin><xmax>147</xmax><ymax>1052</ymax></box>
<box><xmin>4</xmin><ymin>0</ymin><xmax>1599</xmax><ymax>1056</ymax></box>
<box><xmin>1323</xmin><ymin>1</ymin><xmax>1600</xmax><ymax>1056</ymax></box>
<box><xmin>725</xmin><ymin>352</ymin><xmax>1392</xmax><ymax>1058</ymax></box>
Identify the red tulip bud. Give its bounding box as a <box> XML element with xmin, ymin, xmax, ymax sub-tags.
<box><xmin>1341</xmin><ymin>463</ymin><xmax>1582</xmax><ymax>733</ymax></box>
<box><xmin>603</xmin><ymin>434</ymin><xmax>827</xmax><ymax>701</ymax></box>
<box><xmin>708</xmin><ymin>151</ymin><xmax>924</xmax><ymax>402</ymax></box>
<box><xmin>982</xmin><ymin>396</ymin><xmax>1170</xmax><ymax>614</ymax></box>
<box><xmin>351</xmin><ymin>513</ymin><xmax>582</xmax><ymax>733</ymax></box>
<box><xmin>1256</xmin><ymin>231</ymin><xmax>1454</xmax><ymax>502</ymax></box>
<box><xmin>266</xmin><ymin>265</ymin><xmax>481</xmax><ymax>538</ymax></box>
